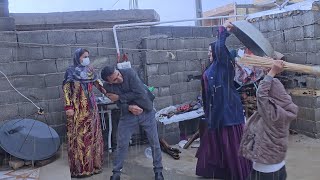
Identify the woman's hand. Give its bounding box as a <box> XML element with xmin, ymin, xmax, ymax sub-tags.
<box><xmin>66</xmin><ymin>109</ymin><xmax>74</xmax><ymax>117</ymax></box>
<box><xmin>223</xmin><ymin>20</ymin><xmax>234</xmax><ymax>31</ymax></box>
<box><xmin>268</xmin><ymin>60</ymin><xmax>285</xmax><ymax>77</ymax></box>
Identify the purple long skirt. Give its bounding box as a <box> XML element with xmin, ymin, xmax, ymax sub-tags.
<box><xmin>195</xmin><ymin>122</ymin><xmax>252</xmax><ymax>180</ymax></box>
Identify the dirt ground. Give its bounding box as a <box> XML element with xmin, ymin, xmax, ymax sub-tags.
<box><xmin>72</xmin><ymin>133</ymin><xmax>320</xmax><ymax>180</ymax></box>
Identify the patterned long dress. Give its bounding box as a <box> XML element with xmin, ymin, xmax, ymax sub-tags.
<box><xmin>63</xmin><ymin>80</ymin><xmax>104</xmax><ymax>177</ymax></box>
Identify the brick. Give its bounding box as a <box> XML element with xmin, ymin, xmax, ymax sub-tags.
<box><xmin>18</xmin><ymin>101</ymin><xmax>48</xmax><ymax>117</ymax></box>
<box><xmin>185</xmin><ymin>60</ymin><xmax>201</xmax><ymax>71</ymax></box>
<box><xmin>150</xmin><ymin>26</ymin><xmax>173</xmax><ymax>37</ymax></box>
<box><xmin>56</xmin><ymin>59</ymin><xmax>73</xmax><ymax>72</ymax></box>
<box><xmin>48</xmin><ymin>30</ymin><xmax>76</xmax><ymax>44</ymax></box>
<box><xmin>154</xmin><ymin>96</ymin><xmax>173</xmax><ymax>110</ymax></box>
<box><xmin>158</xmin><ymin>87</ymin><xmax>170</xmax><ymax>97</ymax></box>
<box><xmin>0</xmin><ymin>48</ymin><xmax>13</xmax><ymax>63</ymax></box>
<box><xmin>285</xmin><ymin>41</ymin><xmax>296</xmax><ymax>52</ymax></box>
<box><xmin>0</xmin><ymin>62</ymin><xmax>27</xmax><ymax>76</ymax></box>
<box><xmin>27</xmin><ymin>60</ymin><xmax>57</xmax><ymax>75</ymax></box>
<box><xmin>15</xmin><ymin>46</ymin><xmax>43</xmax><ymax>61</ymax></box>
<box><xmin>17</xmin><ymin>31</ymin><xmax>48</xmax><ymax>44</ymax></box>
<box><xmin>273</xmin><ymin>42</ymin><xmax>286</xmax><ymax>53</ymax></box>
<box><xmin>48</xmin><ymin>99</ymin><xmax>64</xmax><ymax>113</ymax></box>
<box><xmin>141</xmin><ymin>38</ymin><xmax>157</xmax><ymax>50</ymax></box>
<box><xmin>181</xmin><ymin>92</ymin><xmax>199</xmax><ymax>103</ymax></box>
<box><xmin>259</xmin><ymin>19</ymin><xmax>275</xmax><ymax>32</ymax></box>
<box><xmin>187</xmin><ymin>80</ymin><xmax>201</xmax><ymax>92</ymax></box>
<box><xmin>0</xmin><ymin>104</ymin><xmax>19</xmax><ymax>121</ymax></box>
<box><xmin>98</xmin><ymin>43</ymin><xmax>117</xmax><ymax>56</ymax></box>
<box><xmin>283</xmin><ymin>53</ymin><xmax>307</xmax><ymax>64</ymax></box>
<box><xmin>156</xmin><ymin>38</ymin><xmax>169</xmax><ymax>50</ymax></box>
<box><xmin>172</xmin><ymin>27</ymin><xmax>192</xmax><ymax>38</ymax></box>
<box><xmin>146</xmin><ymin>64</ymin><xmax>158</xmax><ymax>76</ymax></box>
<box><xmin>192</xmin><ymin>27</ymin><xmax>213</xmax><ymax>37</ymax></box>
<box><xmin>43</xmin><ymin>46</ymin><xmax>71</xmax><ymax>59</ymax></box>
<box><xmin>295</xmin><ymin>39</ymin><xmax>317</xmax><ymax>52</ymax></box>
<box><xmin>147</xmin><ymin>75</ymin><xmax>170</xmax><ymax>87</ymax></box>
<box><xmin>45</xmin><ymin>73</ymin><xmax>65</xmax><ymax>87</ymax></box>
<box><xmin>170</xmin><ymin>72</ymin><xmax>187</xmax><ymax>84</ymax></box>
<box><xmin>307</xmin><ymin>53</ymin><xmax>320</xmax><ymax>65</ymax></box>
<box><xmin>76</xmin><ymin>30</ymin><xmax>103</xmax><ymax>44</ymax></box>
<box><xmin>144</xmin><ymin>51</ymin><xmax>169</xmax><ymax>64</ymax></box>
<box><xmin>284</xmin><ymin>27</ymin><xmax>304</xmax><ymax>41</ymax></box>
<box><xmin>169</xmin><ymin>61</ymin><xmax>186</xmax><ymax>73</ymax></box>
<box><xmin>158</xmin><ymin>63</ymin><xmax>169</xmax><ymax>75</ymax></box>
<box><xmin>176</xmin><ymin>51</ymin><xmax>197</xmax><ymax>61</ymax></box>
<box><xmin>170</xmin><ymin>83</ymin><xmax>188</xmax><ymax>95</ymax></box>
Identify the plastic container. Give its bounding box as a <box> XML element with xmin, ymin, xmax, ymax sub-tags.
<box><xmin>144</xmin><ymin>147</ymin><xmax>153</xmax><ymax>159</ymax></box>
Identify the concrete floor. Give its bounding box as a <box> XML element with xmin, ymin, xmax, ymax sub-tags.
<box><xmin>38</xmin><ymin>134</ymin><xmax>320</xmax><ymax>180</ymax></box>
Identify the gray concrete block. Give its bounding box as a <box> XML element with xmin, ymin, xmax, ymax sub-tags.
<box><xmin>250</xmin><ymin>21</ymin><xmax>260</xmax><ymax>29</ymax></box>
<box><xmin>0</xmin><ymin>62</ymin><xmax>27</xmax><ymax>76</ymax></box>
<box><xmin>76</xmin><ymin>30</ymin><xmax>103</xmax><ymax>44</ymax></box>
<box><xmin>167</xmin><ymin>38</ymin><xmax>184</xmax><ymax>50</ymax></box>
<box><xmin>176</xmin><ymin>51</ymin><xmax>197</xmax><ymax>61</ymax></box>
<box><xmin>169</xmin><ymin>61</ymin><xmax>186</xmax><ymax>73</ymax></box>
<box><xmin>101</xmin><ymin>30</ymin><xmax>115</xmax><ymax>43</ymax></box>
<box><xmin>45</xmin><ymin>73</ymin><xmax>65</xmax><ymax>87</ymax></box>
<box><xmin>266</xmin><ymin>31</ymin><xmax>284</xmax><ymax>43</ymax></box>
<box><xmin>17</xmin><ymin>31</ymin><xmax>48</xmax><ymax>44</ymax></box>
<box><xmin>303</xmin><ymin>25</ymin><xmax>318</xmax><ymax>38</ymax></box>
<box><xmin>27</xmin><ymin>60</ymin><xmax>57</xmax><ymax>75</ymax></box>
<box><xmin>44</xmin><ymin>46</ymin><xmax>71</xmax><ymax>59</ymax></box>
<box><xmin>283</xmin><ymin>52</ymin><xmax>307</xmax><ymax>64</ymax></box>
<box><xmin>170</xmin><ymin>72</ymin><xmax>187</xmax><ymax>84</ymax></box>
<box><xmin>150</xmin><ymin>26</ymin><xmax>173</xmax><ymax>37</ymax></box>
<box><xmin>141</xmin><ymin>38</ymin><xmax>157</xmax><ymax>50</ymax></box>
<box><xmin>0</xmin><ymin>48</ymin><xmax>14</xmax><ymax>63</ymax></box>
<box><xmin>0</xmin><ymin>32</ymin><xmax>17</xmax><ymax>44</ymax></box>
<box><xmin>157</xmin><ymin>122</ymin><xmax>180</xmax><ymax>145</ymax></box>
<box><xmin>0</xmin><ymin>104</ymin><xmax>19</xmax><ymax>121</ymax></box>
<box><xmin>158</xmin><ymin>63</ymin><xmax>169</xmax><ymax>75</ymax></box>
<box><xmin>291</xmin><ymin>95</ymin><xmax>316</xmax><ymax>108</ymax></box>
<box><xmin>131</xmin><ymin>53</ymin><xmax>143</xmax><ymax>65</ymax></box>
<box><xmin>48</xmin><ymin>99</ymin><xmax>64</xmax><ymax>113</ymax></box>
<box><xmin>292</xmin><ymin>11</ymin><xmax>316</xmax><ymax>27</ymax></box>
<box><xmin>275</xmin><ymin>16</ymin><xmax>294</xmax><ymax>30</ymax></box>
<box><xmin>169</xmin><ymin>83</ymin><xmax>188</xmax><ymax>95</ymax></box>
<box><xmin>48</xmin><ymin>30</ymin><xmax>76</xmax><ymax>44</ymax></box>
<box><xmin>146</xmin><ymin>64</ymin><xmax>158</xmax><ymax>76</ymax></box>
<box><xmin>12</xmin><ymin>75</ymin><xmax>46</xmax><ymax>89</ymax></box>
<box><xmin>285</xmin><ymin>41</ymin><xmax>296</xmax><ymax>52</ymax></box>
<box><xmin>147</xmin><ymin>75</ymin><xmax>170</xmax><ymax>87</ymax></box>
<box><xmin>18</xmin><ymin>101</ymin><xmax>48</xmax><ymax>117</ymax></box>
<box><xmin>15</xmin><ymin>46</ymin><xmax>44</xmax><ymax>61</ymax></box>
<box><xmin>144</xmin><ymin>51</ymin><xmax>169</xmax><ymax>64</ymax></box>
<box><xmin>187</xmin><ymin>80</ymin><xmax>201</xmax><ymax>92</ymax></box>
<box><xmin>98</xmin><ymin>43</ymin><xmax>117</xmax><ymax>56</ymax></box>
<box><xmin>259</xmin><ymin>19</ymin><xmax>275</xmax><ymax>32</ymax></box>
<box><xmin>186</xmin><ymin>60</ymin><xmax>201</xmax><ymax>71</ymax></box>
<box><xmin>120</xmin><ymin>27</ymin><xmax>150</xmax><ymax>41</ymax></box>
<box><xmin>181</xmin><ymin>92</ymin><xmax>199</xmax><ymax>103</ymax></box>
<box><xmin>157</xmin><ymin>121</ymin><xmax>179</xmax><ymax>134</ymax></box>
<box><xmin>172</xmin><ymin>27</ymin><xmax>193</xmax><ymax>38</ymax></box>
<box><xmin>307</xmin><ymin>53</ymin><xmax>320</xmax><ymax>65</ymax></box>
<box><xmin>184</xmin><ymin>38</ymin><xmax>205</xmax><ymax>49</ymax></box>
<box><xmin>156</xmin><ymin>38</ymin><xmax>169</xmax><ymax>50</ymax></box>
<box><xmin>197</xmin><ymin>50</ymin><xmax>208</xmax><ymax>61</ymax></box>
<box><xmin>284</xmin><ymin>27</ymin><xmax>304</xmax><ymax>41</ymax></box>
<box><xmin>297</xmin><ymin>107</ymin><xmax>315</xmax><ymax>121</ymax></box>
<box><xmin>158</xmin><ymin>87</ymin><xmax>170</xmax><ymax>97</ymax></box>
<box><xmin>273</xmin><ymin>42</ymin><xmax>286</xmax><ymax>53</ymax></box>
<box><xmin>154</xmin><ymin>96</ymin><xmax>173</xmax><ymax>110</ymax></box>
<box><xmin>40</xmin><ymin>112</ymin><xmax>66</xmax><ymax>126</ymax></box>
<box><xmin>192</xmin><ymin>27</ymin><xmax>213</xmax><ymax>37</ymax></box>
<box><xmin>56</xmin><ymin>58</ymin><xmax>73</xmax><ymax>72</ymax></box>
<box><xmin>295</xmin><ymin>39</ymin><xmax>317</xmax><ymax>52</ymax></box>
<box><xmin>172</xmin><ymin>94</ymin><xmax>182</xmax><ymax>105</ymax></box>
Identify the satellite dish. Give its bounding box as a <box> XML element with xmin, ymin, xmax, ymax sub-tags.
<box><xmin>0</xmin><ymin>119</ymin><xmax>60</xmax><ymax>161</ymax></box>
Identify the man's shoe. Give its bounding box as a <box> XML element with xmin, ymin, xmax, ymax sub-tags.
<box><xmin>155</xmin><ymin>172</ymin><xmax>164</xmax><ymax>180</ymax></box>
<box><xmin>110</xmin><ymin>174</ymin><xmax>120</xmax><ymax>180</ymax></box>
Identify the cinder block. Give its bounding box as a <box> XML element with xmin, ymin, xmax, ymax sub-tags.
<box><xmin>0</xmin><ymin>48</ymin><xmax>13</xmax><ymax>63</ymax></box>
<box><xmin>167</xmin><ymin>38</ymin><xmax>184</xmax><ymax>50</ymax></box>
<box><xmin>284</xmin><ymin>27</ymin><xmax>304</xmax><ymax>41</ymax></box>
<box><xmin>185</xmin><ymin>60</ymin><xmax>201</xmax><ymax>71</ymax></box>
<box><xmin>156</xmin><ymin>38</ymin><xmax>169</xmax><ymax>50</ymax></box>
<box><xmin>181</xmin><ymin>92</ymin><xmax>199</xmax><ymax>103</ymax></box>
<box><xmin>172</xmin><ymin>27</ymin><xmax>193</xmax><ymax>38</ymax></box>
<box><xmin>0</xmin><ymin>62</ymin><xmax>27</xmax><ymax>76</ymax></box>
<box><xmin>275</xmin><ymin>16</ymin><xmax>294</xmax><ymax>30</ymax></box>
<box><xmin>169</xmin><ymin>83</ymin><xmax>188</xmax><ymax>95</ymax></box>
<box><xmin>15</xmin><ymin>46</ymin><xmax>43</xmax><ymax>61</ymax></box>
<box><xmin>144</xmin><ymin>51</ymin><xmax>169</xmax><ymax>64</ymax></box>
<box><xmin>259</xmin><ymin>19</ymin><xmax>275</xmax><ymax>32</ymax></box>
<box><xmin>39</xmin><ymin>112</ymin><xmax>66</xmax><ymax>126</ymax></box>
<box><xmin>44</xmin><ymin>46</ymin><xmax>71</xmax><ymax>59</ymax></box>
<box><xmin>48</xmin><ymin>30</ymin><xmax>76</xmax><ymax>44</ymax></box>
<box><xmin>158</xmin><ymin>63</ymin><xmax>169</xmax><ymax>75</ymax></box>
<box><xmin>17</xmin><ymin>31</ymin><xmax>48</xmax><ymax>44</ymax></box>
<box><xmin>0</xmin><ymin>104</ymin><xmax>19</xmax><ymax>121</ymax></box>
<box><xmin>172</xmin><ymin>94</ymin><xmax>182</xmax><ymax>105</ymax></box>
<box><xmin>306</xmin><ymin>53</ymin><xmax>320</xmax><ymax>65</ymax></box>
<box><xmin>169</xmin><ymin>61</ymin><xmax>186</xmax><ymax>73</ymax></box>
<box><xmin>184</xmin><ymin>38</ymin><xmax>205</xmax><ymax>49</ymax></box>
<box><xmin>157</xmin><ymin>122</ymin><xmax>180</xmax><ymax>145</ymax></box>
<box><xmin>141</xmin><ymin>38</ymin><xmax>157</xmax><ymax>50</ymax></box>
<box><xmin>147</xmin><ymin>75</ymin><xmax>170</xmax><ymax>87</ymax></box>
<box><xmin>12</xmin><ymin>75</ymin><xmax>46</xmax><ymax>89</ymax></box>
<box><xmin>0</xmin><ymin>32</ymin><xmax>17</xmax><ymax>43</ymax></box>
<box><xmin>18</xmin><ymin>101</ymin><xmax>48</xmax><ymax>117</ymax></box>
<box><xmin>154</xmin><ymin>96</ymin><xmax>173</xmax><ymax>110</ymax></box>
<box><xmin>27</xmin><ymin>60</ymin><xmax>57</xmax><ymax>75</ymax></box>
<box><xmin>295</xmin><ymin>39</ymin><xmax>317</xmax><ymax>53</ymax></box>
<box><xmin>283</xmin><ymin>52</ymin><xmax>307</xmax><ymax>64</ymax></box>
<box><xmin>170</xmin><ymin>72</ymin><xmax>187</xmax><ymax>84</ymax></box>
<box><xmin>150</xmin><ymin>26</ymin><xmax>173</xmax><ymax>37</ymax></box>
<box><xmin>176</xmin><ymin>51</ymin><xmax>197</xmax><ymax>61</ymax></box>
<box><xmin>291</xmin><ymin>95</ymin><xmax>316</xmax><ymax>108</ymax></box>
<box><xmin>273</xmin><ymin>42</ymin><xmax>286</xmax><ymax>53</ymax></box>
<box><xmin>285</xmin><ymin>41</ymin><xmax>296</xmax><ymax>52</ymax></box>
<box><xmin>131</xmin><ymin>53</ymin><xmax>142</xmax><ymax>65</ymax></box>
<box><xmin>56</xmin><ymin>58</ymin><xmax>73</xmax><ymax>72</ymax></box>
<box><xmin>146</xmin><ymin>64</ymin><xmax>158</xmax><ymax>76</ymax></box>
<box><xmin>76</xmin><ymin>30</ymin><xmax>103</xmax><ymax>44</ymax></box>
<box><xmin>45</xmin><ymin>73</ymin><xmax>65</xmax><ymax>87</ymax></box>
<box><xmin>304</xmin><ymin>25</ymin><xmax>316</xmax><ymax>38</ymax></box>
<box><xmin>266</xmin><ymin>31</ymin><xmax>284</xmax><ymax>43</ymax></box>
<box><xmin>101</xmin><ymin>30</ymin><xmax>115</xmax><ymax>43</ymax></box>
<box><xmin>48</xmin><ymin>99</ymin><xmax>64</xmax><ymax>113</ymax></box>
<box><xmin>187</xmin><ymin>80</ymin><xmax>201</xmax><ymax>92</ymax></box>
<box><xmin>119</xmin><ymin>27</ymin><xmax>150</xmax><ymax>41</ymax></box>
<box><xmin>98</xmin><ymin>43</ymin><xmax>117</xmax><ymax>56</ymax></box>
<box><xmin>158</xmin><ymin>87</ymin><xmax>170</xmax><ymax>97</ymax></box>
<box><xmin>292</xmin><ymin>11</ymin><xmax>316</xmax><ymax>27</ymax></box>
<box><xmin>192</xmin><ymin>27</ymin><xmax>213</xmax><ymax>37</ymax></box>
<box><xmin>197</xmin><ymin>50</ymin><xmax>208</xmax><ymax>61</ymax></box>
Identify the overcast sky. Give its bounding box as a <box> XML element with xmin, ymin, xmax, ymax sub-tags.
<box><xmin>9</xmin><ymin>0</ymin><xmax>252</xmax><ymax>25</ymax></box>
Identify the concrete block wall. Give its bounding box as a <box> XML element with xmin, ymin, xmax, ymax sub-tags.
<box><xmin>249</xmin><ymin>10</ymin><xmax>320</xmax><ymax>138</ymax></box>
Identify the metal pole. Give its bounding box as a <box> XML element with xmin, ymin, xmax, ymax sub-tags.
<box><xmin>195</xmin><ymin>0</ymin><xmax>203</xmax><ymax>26</ymax></box>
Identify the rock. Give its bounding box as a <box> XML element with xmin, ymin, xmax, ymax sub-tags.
<box><xmin>9</xmin><ymin>159</ymin><xmax>25</xmax><ymax>170</ymax></box>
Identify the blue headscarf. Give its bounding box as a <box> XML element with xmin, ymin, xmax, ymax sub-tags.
<box><xmin>63</xmin><ymin>48</ymin><xmax>98</xmax><ymax>85</ymax></box>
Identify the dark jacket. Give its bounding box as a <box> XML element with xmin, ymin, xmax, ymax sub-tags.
<box><xmin>103</xmin><ymin>68</ymin><xmax>155</xmax><ymax>115</ymax></box>
<box><xmin>239</xmin><ymin>75</ymin><xmax>298</xmax><ymax>164</ymax></box>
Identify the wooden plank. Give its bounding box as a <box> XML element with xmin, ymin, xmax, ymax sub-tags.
<box><xmin>287</xmin><ymin>88</ymin><xmax>320</xmax><ymax>97</ymax></box>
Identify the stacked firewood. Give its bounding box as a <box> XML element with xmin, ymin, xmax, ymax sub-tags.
<box><xmin>239</xmin><ymin>86</ymin><xmax>257</xmax><ymax>118</ymax></box>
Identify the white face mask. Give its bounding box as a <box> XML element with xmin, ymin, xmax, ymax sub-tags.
<box><xmin>81</xmin><ymin>57</ymin><xmax>90</xmax><ymax>66</ymax></box>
